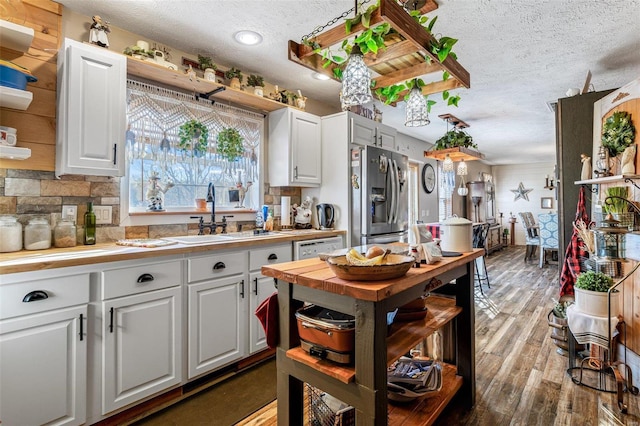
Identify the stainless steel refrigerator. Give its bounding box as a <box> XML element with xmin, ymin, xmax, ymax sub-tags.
<box><xmin>350</xmin><ymin>145</ymin><xmax>408</xmax><ymax>246</ymax></box>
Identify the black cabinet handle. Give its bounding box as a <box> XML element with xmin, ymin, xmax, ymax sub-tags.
<box><xmin>137</xmin><ymin>273</ymin><xmax>154</xmax><ymax>283</ymax></box>
<box><xmin>213</xmin><ymin>261</ymin><xmax>226</xmax><ymax>270</ymax></box>
<box><xmin>79</xmin><ymin>313</ymin><xmax>84</xmax><ymax>341</ymax></box>
<box><xmin>267</xmin><ymin>253</ymin><xmax>278</xmax><ymax>260</ymax></box>
<box><xmin>253</xmin><ymin>277</ymin><xmax>258</xmax><ymax>295</ymax></box>
<box><xmin>109</xmin><ymin>307</ymin><xmax>114</xmax><ymax>333</ymax></box>
<box><xmin>113</xmin><ymin>144</ymin><xmax>117</xmax><ymax>165</ymax></box>
<box><xmin>240</xmin><ymin>279</ymin><xmax>245</xmax><ymax>298</ymax></box>
<box><xmin>22</xmin><ymin>290</ymin><xmax>49</xmax><ymax>303</ymax></box>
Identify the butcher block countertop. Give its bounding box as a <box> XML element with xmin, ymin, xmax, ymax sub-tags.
<box><xmin>0</xmin><ymin>229</ymin><xmax>345</xmax><ymax>275</ymax></box>
<box><xmin>261</xmin><ymin>248</ymin><xmax>484</xmax><ymax>302</ymax></box>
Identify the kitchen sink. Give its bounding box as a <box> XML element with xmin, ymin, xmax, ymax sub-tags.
<box><xmin>161</xmin><ymin>234</ymin><xmax>235</xmax><ymax>245</ymax></box>
<box><xmin>225</xmin><ymin>230</ymin><xmax>282</xmax><ymax>238</ymax></box>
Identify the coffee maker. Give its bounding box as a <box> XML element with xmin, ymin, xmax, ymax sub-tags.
<box><xmin>316</xmin><ymin>203</ymin><xmax>335</xmax><ymax>229</ymax></box>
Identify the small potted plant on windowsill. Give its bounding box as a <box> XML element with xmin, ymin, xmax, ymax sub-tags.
<box><xmin>574</xmin><ymin>270</ymin><xmax>620</xmax><ymax>317</ymax></box>
<box><xmin>246</xmin><ymin>74</ymin><xmax>265</xmax><ymax>97</ymax></box>
<box><xmin>224</xmin><ymin>67</ymin><xmax>243</xmax><ymax>90</ymax></box>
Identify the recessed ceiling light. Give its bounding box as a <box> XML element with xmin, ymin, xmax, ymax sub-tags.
<box><xmin>234</xmin><ymin>30</ymin><xmax>263</xmax><ymax>46</ymax></box>
<box><xmin>313</xmin><ymin>72</ymin><xmax>330</xmax><ymax>81</ymax></box>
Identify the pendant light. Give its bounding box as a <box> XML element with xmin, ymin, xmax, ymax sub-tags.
<box><xmin>405</xmin><ymin>80</ymin><xmax>430</xmax><ymax>127</ymax></box>
<box><xmin>341</xmin><ymin>44</ymin><xmax>372</xmax><ymax>108</ymax></box>
<box><xmin>457</xmin><ymin>159</ymin><xmax>468</xmax><ymax>196</ymax></box>
<box><xmin>443</xmin><ymin>154</ymin><xmax>454</xmax><ymax>172</ymax></box>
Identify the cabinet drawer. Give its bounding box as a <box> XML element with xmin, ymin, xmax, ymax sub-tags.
<box><xmin>188</xmin><ymin>251</ymin><xmax>247</xmax><ymax>283</ymax></box>
<box><xmin>249</xmin><ymin>244</ymin><xmax>292</xmax><ymax>271</ymax></box>
<box><xmin>0</xmin><ymin>273</ymin><xmax>90</xmax><ymax>320</ymax></box>
<box><xmin>102</xmin><ymin>260</ymin><xmax>182</xmax><ymax>300</ymax></box>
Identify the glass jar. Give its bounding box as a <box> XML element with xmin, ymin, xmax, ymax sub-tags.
<box><xmin>24</xmin><ymin>217</ymin><xmax>51</xmax><ymax>250</ymax></box>
<box><xmin>54</xmin><ymin>219</ymin><xmax>77</xmax><ymax>248</ymax></box>
<box><xmin>0</xmin><ymin>215</ymin><xmax>23</xmax><ymax>252</ymax></box>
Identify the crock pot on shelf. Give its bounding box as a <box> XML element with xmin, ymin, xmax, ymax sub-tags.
<box><xmin>439</xmin><ymin>216</ymin><xmax>473</xmax><ymax>253</ymax></box>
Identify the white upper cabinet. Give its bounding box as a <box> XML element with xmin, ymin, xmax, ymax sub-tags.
<box><xmin>56</xmin><ymin>38</ymin><xmax>126</xmax><ymax>178</ymax></box>
<box><xmin>350</xmin><ymin>113</ymin><xmax>397</xmax><ymax>149</ymax></box>
<box><xmin>269</xmin><ymin>108</ymin><xmax>321</xmax><ymax>186</ymax></box>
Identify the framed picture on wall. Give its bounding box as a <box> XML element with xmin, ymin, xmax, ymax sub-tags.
<box><xmin>541</xmin><ymin>197</ymin><xmax>553</xmax><ymax>209</ymax></box>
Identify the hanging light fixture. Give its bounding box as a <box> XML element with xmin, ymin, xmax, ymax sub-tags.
<box><xmin>405</xmin><ymin>81</ymin><xmax>430</xmax><ymax>127</ymax></box>
<box><xmin>457</xmin><ymin>160</ymin><xmax>468</xmax><ymax>196</ymax></box>
<box><xmin>341</xmin><ymin>44</ymin><xmax>372</xmax><ymax>108</ymax></box>
<box><xmin>443</xmin><ymin>154</ymin><xmax>454</xmax><ymax>172</ymax></box>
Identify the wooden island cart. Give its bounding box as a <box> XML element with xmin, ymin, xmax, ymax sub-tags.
<box><xmin>261</xmin><ymin>249</ymin><xmax>483</xmax><ymax>425</ymax></box>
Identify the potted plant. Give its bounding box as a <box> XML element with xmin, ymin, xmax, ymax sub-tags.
<box><xmin>198</xmin><ymin>54</ymin><xmax>217</xmax><ymax>81</ymax></box>
<box><xmin>122</xmin><ymin>44</ymin><xmax>154</xmax><ymax>59</ymax></box>
<box><xmin>574</xmin><ymin>270</ymin><xmax>620</xmax><ymax>317</ymax></box>
<box><xmin>178</xmin><ymin>120</ymin><xmax>209</xmax><ymax>155</ymax></box>
<box><xmin>224</xmin><ymin>67</ymin><xmax>243</xmax><ymax>89</ymax></box>
<box><xmin>434</xmin><ymin>129</ymin><xmax>477</xmax><ymax>150</ymax></box>
<box><xmin>246</xmin><ymin>74</ymin><xmax>265</xmax><ymax>97</ymax></box>
<box><xmin>602</xmin><ymin>186</ymin><xmax>633</xmax><ymax>230</ymax></box>
<box><xmin>216</xmin><ymin>127</ymin><xmax>245</xmax><ymax>161</ymax></box>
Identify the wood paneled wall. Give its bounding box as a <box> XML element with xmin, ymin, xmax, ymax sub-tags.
<box><xmin>0</xmin><ymin>0</ymin><xmax>60</xmax><ymax>171</ymax></box>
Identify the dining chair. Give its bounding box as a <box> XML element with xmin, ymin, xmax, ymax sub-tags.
<box><xmin>473</xmin><ymin>223</ymin><xmax>491</xmax><ymax>294</ymax></box>
<box><xmin>537</xmin><ymin>213</ymin><xmax>559</xmax><ymax>268</ymax></box>
<box><xmin>518</xmin><ymin>212</ymin><xmax>540</xmax><ymax>262</ymax></box>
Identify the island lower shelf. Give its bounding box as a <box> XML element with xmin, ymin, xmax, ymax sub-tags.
<box><xmin>286</xmin><ymin>295</ymin><xmax>461</xmax><ymax>384</ymax></box>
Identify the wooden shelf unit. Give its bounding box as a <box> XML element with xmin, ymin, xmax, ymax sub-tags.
<box><xmin>285</xmin><ymin>296</ymin><xmax>462</xmax><ymax>385</ymax></box>
<box><xmin>574</xmin><ymin>174</ymin><xmax>640</xmax><ymax>185</ymax></box>
<box><xmin>288</xmin><ymin>0</ymin><xmax>470</xmax><ymax>100</ymax></box>
<box><xmin>127</xmin><ymin>56</ymin><xmax>293</xmax><ymax>113</ymax></box>
<box><xmin>424</xmin><ymin>146</ymin><xmax>485</xmax><ymax>162</ymax></box>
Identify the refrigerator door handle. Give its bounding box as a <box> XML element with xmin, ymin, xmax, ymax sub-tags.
<box><xmin>392</xmin><ymin>159</ymin><xmax>400</xmax><ymax>224</ymax></box>
<box><xmin>388</xmin><ymin>158</ymin><xmax>397</xmax><ymax>224</ymax></box>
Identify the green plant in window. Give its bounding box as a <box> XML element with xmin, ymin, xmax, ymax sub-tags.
<box><xmin>216</xmin><ymin>127</ymin><xmax>245</xmax><ymax>161</ymax></box>
<box><xmin>178</xmin><ymin>120</ymin><xmax>209</xmax><ymax>154</ymax></box>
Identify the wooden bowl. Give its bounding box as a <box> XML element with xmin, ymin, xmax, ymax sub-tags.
<box><xmin>326</xmin><ymin>254</ymin><xmax>415</xmax><ymax>281</ymax></box>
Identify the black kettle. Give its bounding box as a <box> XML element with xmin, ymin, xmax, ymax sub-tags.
<box><xmin>316</xmin><ymin>203</ymin><xmax>335</xmax><ymax>229</ymax></box>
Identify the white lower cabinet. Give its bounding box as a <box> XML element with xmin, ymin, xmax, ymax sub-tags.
<box><xmin>248</xmin><ymin>244</ymin><xmax>292</xmax><ymax>354</ymax></box>
<box><xmin>0</xmin><ymin>272</ymin><xmax>89</xmax><ymax>426</ymax></box>
<box><xmin>187</xmin><ymin>250</ymin><xmax>248</xmax><ymax>379</ymax></box>
<box><xmin>100</xmin><ymin>260</ymin><xmax>182</xmax><ymax>414</ymax></box>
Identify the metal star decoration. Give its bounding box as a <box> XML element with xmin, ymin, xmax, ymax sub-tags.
<box><xmin>510</xmin><ymin>182</ymin><xmax>533</xmax><ymax>202</ymax></box>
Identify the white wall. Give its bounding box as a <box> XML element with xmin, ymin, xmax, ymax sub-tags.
<box><xmin>493</xmin><ymin>162</ymin><xmax>556</xmax><ymax>245</ymax></box>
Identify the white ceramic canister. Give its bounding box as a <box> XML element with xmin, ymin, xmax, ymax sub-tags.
<box><xmin>24</xmin><ymin>217</ymin><xmax>51</xmax><ymax>250</ymax></box>
<box><xmin>439</xmin><ymin>216</ymin><xmax>473</xmax><ymax>253</ymax></box>
<box><xmin>0</xmin><ymin>215</ymin><xmax>23</xmax><ymax>252</ymax></box>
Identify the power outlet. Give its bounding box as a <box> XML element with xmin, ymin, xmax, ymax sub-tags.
<box><xmin>62</xmin><ymin>205</ymin><xmax>77</xmax><ymax>223</ymax></box>
<box><xmin>94</xmin><ymin>205</ymin><xmax>113</xmax><ymax>224</ymax></box>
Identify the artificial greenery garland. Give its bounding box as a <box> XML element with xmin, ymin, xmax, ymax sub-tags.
<box><xmin>216</xmin><ymin>127</ymin><xmax>245</xmax><ymax>161</ymax></box>
<box><xmin>178</xmin><ymin>120</ymin><xmax>209</xmax><ymax>154</ymax></box>
<box><xmin>602</xmin><ymin>111</ymin><xmax>635</xmax><ymax>157</ymax></box>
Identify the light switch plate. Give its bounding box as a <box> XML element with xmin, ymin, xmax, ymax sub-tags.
<box><xmin>94</xmin><ymin>205</ymin><xmax>112</xmax><ymax>224</ymax></box>
<box><xmin>62</xmin><ymin>205</ymin><xmax>77</xmax><ymax>223</ymax></box>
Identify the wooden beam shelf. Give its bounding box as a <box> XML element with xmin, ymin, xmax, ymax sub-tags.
<box><xmin>288</xmin><ymin>0</ymin><xmax>470</xmax><ymax>103</ymax></box>
<box><xmin>126</xmin><ymin>56</ymin><xmax>294</xmax><ymax>114</ymax></box>
<box><xmin>424</xmin><ymin>147</ymin><xmax>485</xmax><ymax>162</ymax></box>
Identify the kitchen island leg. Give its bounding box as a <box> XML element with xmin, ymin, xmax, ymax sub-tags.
<box><xmin>456</xmin><ymin>262</ymin><xmax>476</xmax><ymax>409</ymax></box>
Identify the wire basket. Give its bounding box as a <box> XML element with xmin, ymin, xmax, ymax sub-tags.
<box><xmin>594</xmin><ymin>211</ymin><xmax>635</xmax><ymax>231</ymax></box>
<box><xmin>307</xmin><ymin>384</ymin><xmax>355</xmax><ymax>426</ymax></box>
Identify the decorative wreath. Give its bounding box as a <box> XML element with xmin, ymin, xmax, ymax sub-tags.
<box><xmin>216</xmin><ymin>127</ymin><xmax>245</xmax><ymax>161</ymax></box>
<box><xmin>602</xmin><ymin>111</ymin><xmax>635</xmax><ymax>157</ymax></box>
<box><xmin>178</xmin><ymin>120</ymin><xmax>209</xmax><ymax>154</ymax></box>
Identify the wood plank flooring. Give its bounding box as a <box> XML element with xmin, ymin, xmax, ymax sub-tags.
<box><xmin>237</xmin><ymin>246</ymin><xmax>640</xmax><ymax>425</ymax></box>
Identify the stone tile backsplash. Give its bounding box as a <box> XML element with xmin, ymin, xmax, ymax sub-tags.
<box><xmin>0</xmin><ymin>168</ymin><xmax>300</xmax><ymax>247</ymax></box>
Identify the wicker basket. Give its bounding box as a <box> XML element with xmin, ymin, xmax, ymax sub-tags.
<box><xmin>307</xmin><ymin>384</ymin><xmax>355</xmax><ymax>426</ymax></box>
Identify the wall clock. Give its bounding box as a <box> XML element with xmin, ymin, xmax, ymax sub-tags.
<box><xmin>422</xmin><ymin>163</ymin><xmax>436</xmax><ymax>194</ymax></box>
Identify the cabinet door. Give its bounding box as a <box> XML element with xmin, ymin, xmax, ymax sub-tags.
<box><xmin>102</xmin><ymin>287</ymin><xmax>181</xmax><ymax>414</ymax></box>
<box><xmin>291</xmin><ymin>110</ymin><xmax>321</xmax><ymax>185</ymax></box>
<box><xmin>350</xmin><ymin>114</ymin><xmax>377</xmax><ymax>146</ymax></box>
<box><xmin>248</xmin><ymin>272</ymin><xmax>277</xmax><ymax>354</ymax></box>
<box><xmin>56</xmin><ymin>38</ymin><xmax>126</xmax><ymax>177</ymax></box>
<box><xmin>0</xmin><ymin>305</ymin><xmax>86</xmax><ymax>426</ymax></box>
<box><xmin>378</xmin><ymin>124</ymin><xmax>397</xmax><ymax>150</ymax></box>
<box><xmin>187</xmin><ymin>275</ymin><xmax>247</xmax><ymax>379</ymax></box>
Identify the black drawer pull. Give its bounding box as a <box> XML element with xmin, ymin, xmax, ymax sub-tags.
<box><xmin>213</xmin><ymin>261</ymin><xmax>226</xmax><ymax>270</ymax></box>
<box><xmin>240</xmin><ymin>279</ymin><xmax>245</xmax><ymax>298</ymax></box>
<box><xmin>22</xmin><ymin>290</ymin><xmax>49</xmax><ymax>303</ymax></box>
<box><xmin>267</xmin><ymin>253</ymin><xmax>278</xmax><ymax>260</ymax></box>
<box><xmin>109</xmin><ymin>307</ymin><xmax>114</xmax><ymax>333</ymax></box>
<box><xmin>253</xmin><ymin>277</ymin><xmax>258</xmax><ymax>295</ymax></box>
<box><xmin>137</xmin><ymin>273</ymin><xmax>155</xmax><ymax>283</ymax></box>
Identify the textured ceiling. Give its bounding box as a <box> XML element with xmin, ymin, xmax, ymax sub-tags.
<box><xmin>56</xmin><ymin>0</ymin><xmax>640</xmax><ymax>165</ymax></box>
